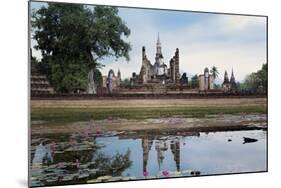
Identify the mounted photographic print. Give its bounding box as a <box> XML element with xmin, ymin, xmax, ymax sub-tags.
<box><xmin>29</xmin><ymin>0</ymin><xmax>268</xmax><ymax>187</ymax></box>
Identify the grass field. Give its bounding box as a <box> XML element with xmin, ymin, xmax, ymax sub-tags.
<box><xmin>31</xmin><ymin>98</ymin><xmax>267</xmax><ymax>125</ymax></box>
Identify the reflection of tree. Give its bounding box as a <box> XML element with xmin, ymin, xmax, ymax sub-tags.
<box><xmin>93</xmin><ymin>149</ymin><xmax>132</xmax><ymax>177</ymax></box>
<box><xmin>31</xmin><ymin>138</ymin><xmax>132</xmax><ymax>186</ymax></box>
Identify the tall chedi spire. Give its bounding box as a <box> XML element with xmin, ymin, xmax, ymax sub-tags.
<box><xmin>223</xmin><ymin>70</ymin><xmax>229</xmax><ymax>84</ymax></box>
<box><xmin>157</xmin><ymin>32</ymin><xmax>161</xmax><ymax>48</ymax></box>
<box><xmin>230</xmin><ymin>68</ymin><xmax>237</xmax><ymax>91</ymax></box>
<box><xmin>155</xmin><ymin>32</ymin><xmax>163</xmax><ymax>61</ymax></box>
<box><xmin>230</xmin><ymin>68</ymin><xmax>235</xmax><ymax>83</ymax></box>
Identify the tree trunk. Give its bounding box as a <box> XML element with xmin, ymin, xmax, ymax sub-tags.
<box><xmin>87</xmin><ymin>69</ymin><xmax>96</xmax><ymax>94</ymax></box>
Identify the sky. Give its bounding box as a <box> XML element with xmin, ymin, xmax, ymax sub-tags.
<box><xmin>30</xmin><ymin>1</ymin><xmax>267</xmax><ymax>83</ymax></box>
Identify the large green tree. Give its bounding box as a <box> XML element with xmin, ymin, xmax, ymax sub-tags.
<box><xmin>240</xmin><ymin>63</ymin><xmax>267</xmax><ymax>93</ymax></box>
<box><xmin>256</xmin><ymin>63</ymin><xmax>267</xmax><ymax>92</ymax></box>
<box><xmin>32</xmin><ymin>3</ymin><xmax>131</xmax><ymax>93</ymax></box>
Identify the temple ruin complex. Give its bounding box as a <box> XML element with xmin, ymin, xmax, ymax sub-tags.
<box><xmin>31</xmin><ymin>34</ymin><xmax>238</xmax><ymax>95</ymax></box>
<box><xmin>130</xmin><ymin>33</ymin><xmax>180</xmax><ymax>86</ymax></box>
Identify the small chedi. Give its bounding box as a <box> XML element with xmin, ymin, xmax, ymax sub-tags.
<box><xmin>222</xmin><ymin>69</ymin><xmax>237</xmax><ymax>93</ymax></box>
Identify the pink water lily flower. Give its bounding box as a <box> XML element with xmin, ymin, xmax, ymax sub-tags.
<box><xmin>162</xmin><ymin>170</ymin><xmax>169</xmax><ymax>177</ymax></box>
<box><xmin>143</xmin><ymin>171</ymin><xmax>148</xmax><ymax>177</ymax></box>
<box><xmin>57</xmin><ymin>162</ymin><xmax>64</xmax><ymax>168</ymax></box>
<box><xmin>82</xmin><ymin>131</ymin><xmax>89</xmax><ymax>138</ymax></box>
<box><xmin>96</xmin><ymin>127</ymin><xmax>101</xmax><ymax>135</ymax></box>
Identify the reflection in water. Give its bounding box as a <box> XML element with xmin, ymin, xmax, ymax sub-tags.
<box><xmin>142</xmin><ymin>137</ymin><xmax>153</xmax><ymax>173</ymax></box>
<box><xmin>30</xmin><ymin>134</ymin><xmax>132</xmax><ymax>186</ymax></box>
<box><xmin>142</xmin><ymin>136</ymin><xmax>181</xmax><ymax>173</ymax></box>
<box><xmin>30</xmin><ymin>130</ymin><xmax>267</xmax><ymax>186</ymax></box>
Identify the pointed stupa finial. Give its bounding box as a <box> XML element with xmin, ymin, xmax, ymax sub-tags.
<box><xmin>230</xmin><ymin>68</ymin><xmax>235</xmax><ymax>83</ymax></box>
<box><xmin>157</xmin><ymin>32</ymin><xmax>161</xmax><ymax>45</ymax></box>
<box><xmin>224</xmin><ymin>70</ymin><xmax>229</xmax><ymax>83</ymax></box>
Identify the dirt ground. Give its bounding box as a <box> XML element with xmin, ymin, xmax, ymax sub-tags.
<box><xmin>31</xmin><ymin>114</ymin><xmax>267</xmax><ymax>135</ymax></box>
<box><xmin>31</xmin><ymin>97</ymin><xmax>267</xmax><ymax>108</ymax></box>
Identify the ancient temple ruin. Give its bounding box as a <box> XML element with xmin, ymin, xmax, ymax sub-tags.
<box><xmin>101</xmin><ymin>69</ymin><xmax>121</xmax><ymax>94</ymax></box>
<box><xmin>199</xmin><ymin>68</ymin><xmax>214</xmax><ymax>92</ymax></box>
<box><xmin>30</xmin><ymin>34</ymin><xmax>237</xmax><ymax>96</ymax></box>
<box><xmin>222</xmin><ymin>69</ymin><xmax>237</xmax><ymax>93</ymax></box>
<box><xmin>141</xmin><ymin>136</ymin><xmax>181</xmax><ymax>173</ymax></box>
<box><xmin>31</xmin><ymin>74</ymin><xmax>54</xmax><ymax>94</ymax></box>
<box><xmin>130</xmin><ymin>34</ymin><xmax>180</xmax><ymax>86</ymax></box>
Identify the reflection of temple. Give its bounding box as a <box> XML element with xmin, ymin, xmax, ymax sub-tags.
<box><xmin>141</xmin><ymin>136</ymin><xmax>181</xmax><ymax>172</ymax></box>
<box><xmin>142</xmin><ymin>137</ymin><xmax>153</xmax><ymax>172</ymax></box>
<box><xmin>155</xmin><ymin>140</ymin><xmax>168</xmax><ymax>170</ymax></box>
<box><xmin>170</xmin><ymin>138</ymin><xmax>180</xmax><ymax>171</ymax></box>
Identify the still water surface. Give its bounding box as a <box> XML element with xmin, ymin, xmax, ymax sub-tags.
<box><xmin>30</xmin><ymin>130</ymin><xmax>267</xmax><ymax>186</ymax></box>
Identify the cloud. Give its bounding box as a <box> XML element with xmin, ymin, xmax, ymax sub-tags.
<box><xmin>30</xmin><ymin>2</ymin><xmax>266</xmax><ymax>82</ymax></box>
<box><xmin>101</xmin><ymin>10</ymin><xmax>266</xmax><ymax>82</ymax></box>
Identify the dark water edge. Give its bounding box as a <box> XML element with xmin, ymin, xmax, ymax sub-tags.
<box><xmin>30</xmin><ymin>129</ymin><xmax>267</xmax><ymax>187</ymax></box>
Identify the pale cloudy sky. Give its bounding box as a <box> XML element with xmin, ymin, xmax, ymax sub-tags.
<box><xmin>30</xmin><ymin>2</ymin><xmax>267</xmax><ymax>83</ymax></box>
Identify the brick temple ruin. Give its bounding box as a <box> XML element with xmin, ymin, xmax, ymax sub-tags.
<box><xmin>31</xmin><ymin>34</ymin><xmax>238</xmax><ymax>95</ymax></box>
<box><xmin>31</xmin><ymin>74</ymin><xmax>54</xmax><ymax>94</ymax></box>
<box><xmin>101</xmin><ymin>34</ymin><xmax>237</xmax><ymax>95</ymax></box>
<box><xmin>130</xmin><ymin>33</ymin><xmax>180</xmax><ymax>86</ymax></box>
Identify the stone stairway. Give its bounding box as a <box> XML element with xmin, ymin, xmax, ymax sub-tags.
<box><xmin>31</xmin><ymin>74</ymin><xmax>54</xmax><ymax>94</ymax></box>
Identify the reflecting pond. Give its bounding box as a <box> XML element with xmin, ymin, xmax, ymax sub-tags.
<box><xmin>30</xmin><ymin>130</ymin><xmax>267</xmax><ymax>187</ymax></box>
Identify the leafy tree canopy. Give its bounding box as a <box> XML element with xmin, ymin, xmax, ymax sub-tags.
<box><xmin>239</xmin><ymin>63</ymin><xmax>267</xmax><ymax>93</ymax></box>
<box><xmin>32</xmin><ymin>3</ymin><xmax>131</xmax><ymax>93</ymax></box>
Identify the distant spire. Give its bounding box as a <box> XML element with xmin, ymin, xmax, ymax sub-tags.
<box><xmin>157</xmin><ymin>32</ymin><xmax>161</xmax><ymax>46</ymax></box>
<box><xmin>223</xmin><ymin>70</ymin><xmax>229</xmax><ymax>84</ymax></box>
<box><xmin>156</xmin><ymin>32</ymin><xmax>162</xmax><ymax>58</ymax></box>
<box><xmin>230</xmin><ymin>68</ymin><xmax>235</xmax><ymax>83</ymax></box>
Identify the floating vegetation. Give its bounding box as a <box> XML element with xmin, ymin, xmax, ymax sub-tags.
<box><xmin>31</xmin><ymin>152</ymin><xmax>132</xmax><ymax>186</ymax></box>
<box><xmin>30</xmin><ymin>132</ymin><xmax>132</xmax><ymax>186</ymax></box>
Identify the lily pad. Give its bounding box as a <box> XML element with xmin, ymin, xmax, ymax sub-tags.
<box><xmin>87</xmin><ymin>179</ymin><xmax>102</xmax><ymax>183</ymax></box>
<box><xmin>97</xmin><ymin>175</ymin><xmax>112</xmax><ymax>181</ymax></box>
